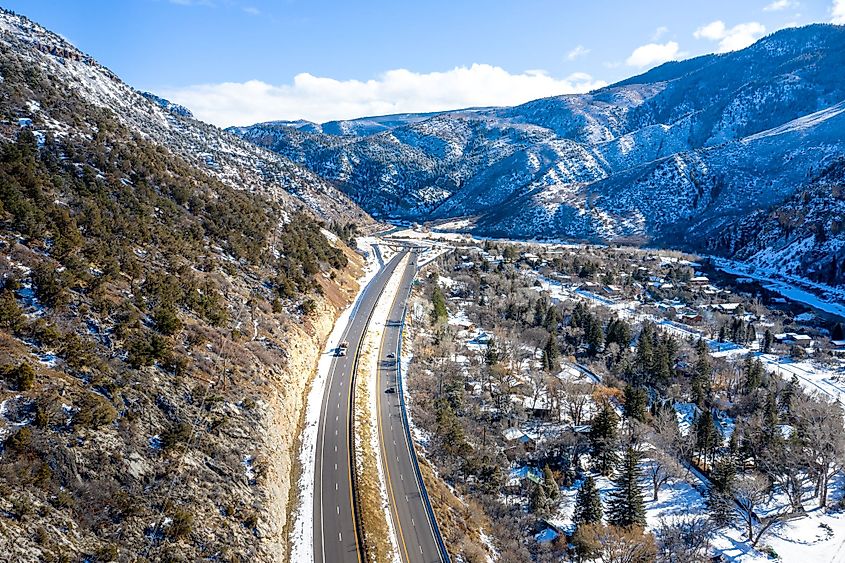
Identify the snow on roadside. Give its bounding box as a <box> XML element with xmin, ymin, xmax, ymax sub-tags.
<box><xmin>288</xmin><ymin>241</ymin><xmax>380</xmax><ymax>563</ymax></box>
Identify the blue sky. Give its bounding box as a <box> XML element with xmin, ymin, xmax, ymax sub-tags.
<box><xmin>6</xmin><ymin>0</ymin><xmax>843</xmax><ymax>125</ymax></box>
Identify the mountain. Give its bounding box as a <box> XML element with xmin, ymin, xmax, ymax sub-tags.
<box><xmin>0</xmin><ymin>8</ymin><xmax>370</xmax><ymax>561</ymax></box>
<box><xmin>140</xmin><ymin>91</ymin><xmax>194</xmax><ymax>119</ymax></box>
<box><xmin>232</xmin><ymin>24</ymin><xmax>845</xmax><ymax>287</ymax></box>
<box><xmin>233</xmin><ymin>109</ymin><xmax>469</xmax><ymax>138</ymax></box>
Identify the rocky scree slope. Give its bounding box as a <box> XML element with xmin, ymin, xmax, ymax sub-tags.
<box><xmin>233</xmin><ymin>24</ymin><xmax>845</xmax><ymax>287</ymax></box>
<box><xmin>0</xmin><ymin>8</ymin><xmax>368</xmax><ymax>562</ymax></box>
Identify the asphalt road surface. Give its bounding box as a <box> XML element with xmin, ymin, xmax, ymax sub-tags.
<box><xmin>376</xmin><ymin>252</ymin><xmax>445</xmax><ymax>563</ymax></box>
<box><xmin>313</xmin><ymin>250</ymin><xmax>407</xmax><ymax>563</ymax></box>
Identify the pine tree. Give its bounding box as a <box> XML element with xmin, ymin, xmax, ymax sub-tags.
<box><xmin>832</xmin><ymin>323</ymin><xmax>845</xmax><ymax>342</ymax></box>
<box><xmin>573</xmin><ymin>475</ymin><xmax>603</xmax><ymax>526</ymax></box>
<box><xmin>707</xmin><ymin>457</ymin><xmax>736</xmax><ymax>526</ymax></box>
<box><xmin>586</xmin><ymin>316</ymin><xmax>604</xmax><ymax>357</ymax></box>
<box><xmin>542</xmin><ymin>333</ymin><xmax>559</xmax><ymax>372</ymax></box>
<box><xmin>607</xmin><ymin>447</ymin><xmax>646</xmax><ymax>528</ymax></box>
<box><xmin>590</xmin><ymin>401</ymin><xmax>620</xmax><ymax>476</ymax></box>
<box><xmin>743</xmin><ymin>354</ymin><xmax>763</xmax><ymax>392</ymax></box>
<box><xmin>691</xmin><ymin>338</ymin><xmax>712</xmax><ymax>407</ymax></box>
<box><xmin>623</xmin><ymin>385</ymin><xmax>648</xmax><ymax>422</ymax></box>
<box><xmin>763</xmin><ymin>329</ymin><xmax>775</xmax><ymax>353</ymax></box>
<box><xmin>530</xmin><ymin>482</ymin><xmax>551</xmax><ymax>516</ymax></box>
<box><xmin>430</xmin><ymin>285</ymin><xmax>447</xmax><ymax>325</ymax></box>
<box><xmin>542</xmin><ymin>465</ymin><xmax>560</xmax><ymax>501</ymax></box>
<box><xmin>694</xmin><ymin>409</ymin><xmax>719</xmax><ymax>467</ymax></box>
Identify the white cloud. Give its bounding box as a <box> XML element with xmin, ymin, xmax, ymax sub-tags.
<box><xmin>694</xmin><ymin>20</ymin><xmax>766</xmax><ymax>53</ymax></box>
<box><xmin>625</xmin><ymin>41</ymin><xmax>682</xmax><ymax>68</ymax></box>
<box><xmin>651</xmin><ymin>26</ymin><xmax>669</xmax><ymax>40</ymax></box>
<box><xmin>158</xmin><ymin>64</ymin><xmax>608</xmax><ymax>127</ymax></box>
<box><xmin>764</xmin><ymin>0</ymin><xmax>797</xmax><ymax>11</ymax></box>
<box><xmin>566</xmin><ymin>45</ymin><xmax>590</xmax><ymax>61</ymax></box>
<box><xmin>832</xmin><ymin>0</ymin><xmax>845</xmax><ymax>23</ymax></box>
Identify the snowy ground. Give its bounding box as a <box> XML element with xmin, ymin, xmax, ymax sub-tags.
<box><xmin>712</xmin><ymin>256</ymin><xmax>845</xmax><ymax>318</ymax></box>
<box><xmin>547</xmin><ymin>459</ymin><xmax>845</xmax><ymax>562</ymax></box>
<box><xmin>756</xmin><ymin>353</ymin><xmax>845</xmax><ymax>405</ymax></box>
<box><xmin>288</xmin><ymin>239</ymin><xmax>381</xmax><ymax>563</ymax></box>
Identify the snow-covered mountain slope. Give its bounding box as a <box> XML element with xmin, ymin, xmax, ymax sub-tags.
<box><xmin>0</xmin><ymin>9</ymin><xmax>370</xmax><ymax>227</ymax></box>
<box><xmin>232</xmin><ymin>24</ymin><xmax>845</xmax><ymax>286</ymax></box>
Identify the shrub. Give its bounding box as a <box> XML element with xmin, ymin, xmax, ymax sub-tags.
<box><xmin>74</xmin><ymin>393</ymin><xmax>117</xmax><ymax>428</ymax></box>
<box><xmin>153</xmin><ymin>304</ymin><xmax>182</xmax><ymax>336</ymax></box>
<box><xmin>166</xmin><ymin>508</ymin><xmax>194</xmax><ymax>540</ymax></box>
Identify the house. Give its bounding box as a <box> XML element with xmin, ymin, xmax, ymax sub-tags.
<box><xmin>689</xmin><ymin>276</ymin><xmax>710</xmax><ymax>287</ymax></box>
<box><xmin>831</xmin><ymin>340</ymin><xmax>845</xmax><ymax>355</ymax></box>
<box><xmin>680</xmin><ymin>313</ymin><xmax>704</xmax><ymax>325</ymax></box>
<box><xmin>716</xmin><ymin>303</ymin><xmax>742</xmax><ymax>314</ymax></box>
<box><xmin>505</xmin><ymin>466</ymin><xmax>544</xmax><ymax>493</ymax></box>
<box><xmin>775</xmin><ymin>333</ymin><xmax>814</xmax><ymax>347</ymax></box>
<box><xmin>502</xmin><ymin>427</ymin><xmax>537</xmax><ymax>459</ymax></box>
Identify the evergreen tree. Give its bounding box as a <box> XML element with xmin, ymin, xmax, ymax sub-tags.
<box><xmin>485</xmin><ymin>339</ymin><xmax>500</xmax><ymax>366</ymax></box>
<box><xmin>606</xmin><ymin>318</ymin><xmax>632</xmax><ymax>348</ymax></box>
<box><xmin>623</xmin><ymin>385</ymin><xmax>648</xmax><ymax>423</ymax></box>
<box><xmin>590</xmin><ymin>401</ymin><xmax>620</xmax><ymax>475</ymax></box>
<box><xmin>586</xmin><ymin>316</ymin><xmax>604</xmax><ymax>357</ymax></box>
<box><xmin>746</xmin><ymin>323</ymin><xmax>757</xmax><ymax>345</ymax></box>
<box><xmin>430</xmin><ymin>285</ymin><xmax>447</xmax><ymax>325</ymax></box>
<box><xmin>530</xmin><ymin>482</ymin><xmax>551</xmax><ymax>516</ymax></box>
<box><xmin>707</xmin><ymin>458</ymin><xmax>736</xmax><ymax>526</ymax></box>
<box><xmin>607</xmin><ymin>447</ymin><xmax>646</xmax><ymax>528</ymax></box>
<box><xmin>542</xmin><ymin>465</ymin><xmax>560</xmax><ymax>501</ymax></box>
<box><xmin>694</xmin><ymin>409</ymin><xmax>719</xmax><ymax>467</ymax></box>
<box><xmin>691</xmin><ymin>338</ymin><xmax>712</xmax><ymax>407</ymax></box>
<box><xmin>542</xmin><ymin>333</ymin><xmax>560</xmax><ymax>372</ymax></box>
<box><xmin>763</xmin><ymin>329</ymin><xmax>775</xmax><ymax>353</ymax></box>
<box><xmin>543</xmin><ymin>306</ymin><xmax>559</xmax><ymax>333</ymax></box>
<box><xmin>573</xmin><ymin>475</ymin><xmax>603</xmax><ymax>526</ymax></box>
<box><xmin>832</xmin><ymin>322</ymin><xmax>845</xmax><ymax>342</ymax></box>
<box><xmin>743</xmin><ymin>355</ymin><xmax>764</xmax><ymax>392</ymax></box>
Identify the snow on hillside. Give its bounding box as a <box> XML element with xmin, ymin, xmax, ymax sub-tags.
<box><xmin>0</xmin><ymin>10</ymin><xmax>368</xmax><ymax>226</ymax></box>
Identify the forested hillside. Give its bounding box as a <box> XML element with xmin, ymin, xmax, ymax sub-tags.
<box><xmin>0</xmin><ymin>9</ymin><xmax>366</xmax><ymax>561</ymax></box>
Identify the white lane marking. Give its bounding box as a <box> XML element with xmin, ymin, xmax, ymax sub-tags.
<box><xmin>339</xmin><ymin>532</ymin><xmax>342</xmax><ymax>542</ymax></box>
<box><xmin>335</xmin><ymin>463</ymin><xmax>337</xmax><ymax>471</ymax></box>
<box><xmin>411</xmin><ymin>517</ymin><xmax>415</xmax><ymax>526</ymax></box>
<box><xmin>400</xmin><ymin>474</ymin><xmax>403</xmax><ymax>481</ymax></box>
<box><xmin>334</xmin><ymin>445</ymin><xmax>337</xmax><ymax>452</ymax></box>
<box><xmin>335</xmin><ymin>483</ymin><xmax>338</xmax><ymax>490</ymax></box>
<box><xmin>336</xmin><ymin>505</ymin><xmax>339</xmax><ymax>514</ymax></box>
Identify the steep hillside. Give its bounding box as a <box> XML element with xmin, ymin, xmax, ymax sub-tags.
<box><xmin>233</xmin><ymin>24</ymin><xmax>845</xmax><ymax>287</ymax></box>
<box><xmin>703</xmin><ymin>157</ymin><xmax>845</xmax><ymax>287</ymax></box>
<box><xmin>0</xmin><ymin>9</ymin><xmax>369</xmax><ymax>561</ymax></box>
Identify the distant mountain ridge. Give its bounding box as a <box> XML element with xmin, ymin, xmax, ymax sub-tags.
<box><xmin>231</xmin><ymin>24</ymin><xmax>845</xmax><ymax>287</ymax></box>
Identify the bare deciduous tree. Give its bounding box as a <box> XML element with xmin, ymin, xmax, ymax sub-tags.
<box><xmin>794</xmin><ymin>393</ymin><xmax>845</xmax><ymax>508</ymax></box>
<box><xmin>655</xmin><ymin>515</ymin><xmax>714</xmax><ymax>563</ymax></box>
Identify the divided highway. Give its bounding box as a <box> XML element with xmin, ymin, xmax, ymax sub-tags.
<box><xmin>377</xmin><ymin>253</ymin><xmax>446</xmax><ymax>563</ymax></box>
<box><xmin>313</xmin><ymin>250</ymin><xmax>407</xmax><ymax>563</ymax></box>
<box><xmin>313</xmin><ymin>244</ymin><xmax>446</xmax><ymax>563</ymax></box>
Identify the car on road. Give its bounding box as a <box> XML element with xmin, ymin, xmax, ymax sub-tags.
<box><xmin>386</xmin><ymin>352</ymin><xmax>396</xmax><ymax>359</ymax></box>
<box><xmin>385</xmin><ymin>387</ymin><xmax>396</xmax><ymax>393</ymax></box>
